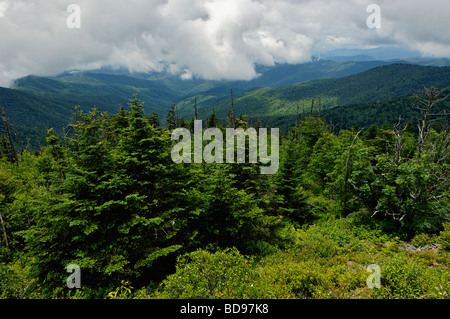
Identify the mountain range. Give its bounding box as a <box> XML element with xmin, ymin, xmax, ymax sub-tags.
<box><xmin>1</xmin><ymin>55</ymin><xmax>450</xmax><ymax>150</ymax></box>
<box><xmin>203</xmin><ymin>63</ymin><xmax>450</xmax><ymax>129</ymax></box>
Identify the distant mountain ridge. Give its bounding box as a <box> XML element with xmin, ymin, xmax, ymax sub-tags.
<box><xmin>1</xmin><ymin>59</ymin><xmax>450</xmax><ymax>150</ymax></box>
<box><xmin>2</xmin><ymin>59</ymin><xmax>398</xmax><ymax>134</ymax></box>
<box><xmin>186</xmin><ymin>64</ymin><xmax>450</xmax><ymax>125</ymax></box>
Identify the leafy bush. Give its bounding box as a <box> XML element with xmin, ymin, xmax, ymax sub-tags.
<box><xmin>376</xmin><ymin>254</ymin><xmax>449</xmax><ymax>299</ymax></box>
<box><xmin>438</xmin><ymin>223</ymin><xmax>450</xmax><ymax>251</ymax></box>
<box><xmin>292</xmin><ymin>217</ymin><xmax>383</xmax><ymax>258</ymax></box>
<box><xmin>150</xmin><ymin>218</ymin><xmax>449</xmax><ymax>300</ymax></box>
<box><xmin>411</xmin><ymin>233</ymin><xmax>437</xmax><ymax>247</ymax></box>
<box><xmin>0</xmin><ymin>260</ymin><xmax>36</xmax><ymax>299</ymax></box>
<box><xmin>154</xmin><ymin>248</ymin><xmax>258</xmax><ymax>299</ymax></box>
<box><xmin>258</xmin><ymin>261</ymin><xmax>332</xmax><ymax>298</ymax></box>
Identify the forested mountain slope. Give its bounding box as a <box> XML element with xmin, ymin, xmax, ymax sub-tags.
<box><xmin>1</xmin><ymin>62</ymin><xmax>449</xmax><ymax>149</ymax></box>
<box><xmin>7</xmin><ymin>60</ymin><xmax>395</xmax><ymax>115</ymax></box>
<box><xmin>189</xmin><ymin>64</ymin><xmax>450</xmax><ymax>130</ymax></box>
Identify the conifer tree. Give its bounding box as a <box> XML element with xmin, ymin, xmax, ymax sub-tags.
<box><xmin>194</xmin><ymin>97</ymin><xmax>198</xmax><ymax>120</ymax></box>
<box><xmin>207</xmin><ymin>111</ymin><xmax>218</xmax><ymax>128</ymax></box>
<box><xmin>275</xmin><ymin>139</ymin><xmax>310</xmax><ymax>225</ymax></box>
<box><xmin>228</xmin><ymin>89</ymin><xmax>236</xmax><ymax>128</ymax></box>
<box><xmin>167</xmin><ymin>103</ymin><xmax>178</xmax><ymax>130</ymax></box>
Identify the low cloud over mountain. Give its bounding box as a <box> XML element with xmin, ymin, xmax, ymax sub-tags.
<box><xmin>1</xmin><ymin>0</ymin><xmax>449</xmax><ymax>86</ymax></box>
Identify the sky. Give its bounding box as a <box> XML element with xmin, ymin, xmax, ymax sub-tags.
<box><xmin>0</xmin><ymin>0</ymin><xmax>450</xmax><ymax>87</ymax></box>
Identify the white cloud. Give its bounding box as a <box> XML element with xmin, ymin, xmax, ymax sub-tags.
<box><xmin>0</xmin><ymin>2</ymin><xmax>7</xmax><ymax>18</ymax></box>
<box><xmin>0</xmin><ymin>0</ymin><xmax>449</xmax><ymax>86</ymax></box>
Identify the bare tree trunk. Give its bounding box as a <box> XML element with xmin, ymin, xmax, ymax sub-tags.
<box><xmin>295</xmin><ymin>102</ymin><xmax>299</xmax><ymax>139</ymax></box>
<box><xmin>432</xmin><ymin>126</ymin><xmax>450</xmax><ymax>164</ymax></box>
<box><xmin>12</xmin><ymin>123</ymin><xmax>23</xmax><ymax>154</ymax></box>
<box><xmin>62</xmin><ymin>125</ymin><xmax>69</xmax><ymax>147</ymax></box>
<box><xmin>26</xmin><ymin>137</ymin><xmax>31</xmax><ymax>152</ymax></box>
<box><xmin>343</xmin><ymin>128</ymin><xmax>364</xmax><ymax>215</ymax></box>
<box><xmin>413</xmin><ymin>87</ymin><xmax>449</xmax><ymax>157</ymax></box>
<box><xmin>230</xmin><ymin>89</ymin><xmax>235</xmax><ymax>128</ymax></box>
<box><xmin>1</xmin><ymin>107</ymin><xmax>18</xmax><ymax>162</ymax></box>
<box><xmin>194</xmin><ymin>97</ymin><xmax>198</xmax><ymax>121</ymax></box>
<box><xmin>389</xmin><ymin>117</ymin><xmax>408</xmax><ymax>170</ymax></box>
<box><xmin>0</xmin><ymin>210</ymin><xmax>9</xmax><ymax>249</ymax></box>
<box><xmin>35</xmin><ymin>127</ymin><xmax>42</xmax><ymax>150</ymax></box>
<box><xmin>318</xmin><ymin>97</ymin><xmax>321</xmax><ymax>118</ymax></box>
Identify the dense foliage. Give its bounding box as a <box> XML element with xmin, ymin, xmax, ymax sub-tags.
<box><xmin>0</xmin><ymin>89</ymin><xmax>448</xmax><ymax>299</ymax></box>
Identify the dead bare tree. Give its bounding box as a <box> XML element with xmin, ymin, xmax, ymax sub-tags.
<box><xmin>412</xmin><ymin>86</ymin><xmax>449</xmax><ymax>157</ymax></box>
<box><xmin>62</xmin><ymin>124</ymin><xmax>69</xmax><ymax>147</ymax></box>
<box><xmin>318</xmin><ymin>97</ymin><xmax>322</xmax><ymax>118</ymax></box>
<box><xmin>343</xmin><ymin>128</ymin><xmax>364</xmax><ymax>215</ymax></box>
<box><xmin>35</xmin><ymin>127</ymin><xmax>43</xmax><ymax>150</ymax></box>
<box><xmin>383</xmin><ymin>117</ymin><xmax>409</xmax><ymax>172</ymax></box>
<box><xmin>228</xmin><ymin>89</ymin><xmax>236</xmax><ymax>128</ymax></box>
<box><xmin>0</xmin><ymin>210</ymin><xmax>8</xmax><ymax>249</ymax></box>
<box><xmin>194</xmin><ymin>97</ymin><xmax>198</xmax><ymax>121</ymax></box>
<box><xmin>374</xmin><ymin>88</ymin><xmax>450</xmax><ymax>224</ymax></box>
<box><xmin>0</xmin><ymin>107</ymin><xmax>18</xmax><ymax>162</ymax></box>
<box><xmin>431</xmin><ymin>126</ymin><xmax>450</xmax><ymax>164</ymax></box>
<box><xmin>294</xmin><ymin>102</ymin><xmax>300</xmax><ymax>139</ymax></box>
<box><xmin>327</xmin><ymin>119</ymin><xmax>339</xmax><ymax>134</ymax></box>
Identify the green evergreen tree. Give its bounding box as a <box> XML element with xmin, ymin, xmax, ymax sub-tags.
<box><xmin>167</xmin><ymin>103</ymin><xmax>178</xmax><ymax>130</ymax></box>
<box><xmin>207</xmin><ymin>112</ymin><xmax>218</xmax><ymax>128</ymax></box>
<box><xmin>275</xmin><ymin>139</ymin><xmax>311</xmax><ymax>225</ymax></box>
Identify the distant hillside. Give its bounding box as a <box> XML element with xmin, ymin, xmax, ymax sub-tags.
<box><xmin>10</xmin><ymin>59</ymin><xmax>396</xmax><ymax>121</ymax></box>
<box><xmin>0</xmin><ymin>87</ymin><xmax>74</xmax><ymax>150</ymax></box>
<box><xmin>2</xmin><ymin>61</ymin><xmax>450</xmax><ymax>150</ymax></box>
<box><xmin>188</xmin><ymin>64</ymin><xmax>450</xmax><ymax>128</ymax></box>
<box><xmin>173</xmin><ymin>60</ymin><xmax>395</xmax><ymax>114</ymax></box>
<box><xmin>322</xmin><ymin>91</ymin><xmax>450</xmax><ymax>132</ymax></box>
<box><xmin>12</xmin><ymin>73</ymin><xmax>181</xmax><ymax>115</ymax></box>
<box><xmin>232</xmin><ymin>60</ymin><xmax>392</xmax><ymax>88</ymax></box>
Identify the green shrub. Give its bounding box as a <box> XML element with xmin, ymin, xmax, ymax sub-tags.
<box><xmin>0</xmin><ymin>261</ymin><xmax>36</xmax><ymax>299</ymax></box>
<box><xmin>293</xmin><ymin>217</ymin><xmax>374</xmax><ymax>258</ymax></box>
<box><xmin>437</xmin><ymin>223</ymin><xmax>450</xmax><ymax>251</ymax></box>
<box><xmin>294</xmin><ymin>224</ymin><xmax>341</xmax><ymax>258</ymax></box>
<box><xmin>248</xmin><ymin>240</ymin><xmax>280</xmax><ymax>257</ymax></box>
<box><xmin>411</xmin><ymin>233</ymin><xmax>437</xmax><ymax>247</ymax></box>
<box><xmin>376</xmin><ymin>254</ymin><xmax>449</xmax><ymax>299</ymax></box>
<box><xmin>329</xmin><ymin>263</ymin><xmax>368</xmax><ymax>298</ymax></box>
<box><xmin>154</xmin><ymin>248</ymin><xmax>258</xmax><ymax>299</ymax></box>
<box><xmin>258</xmin><ymin>261</ymin><xmax>332</xmax><ymax>298</ymax></box>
